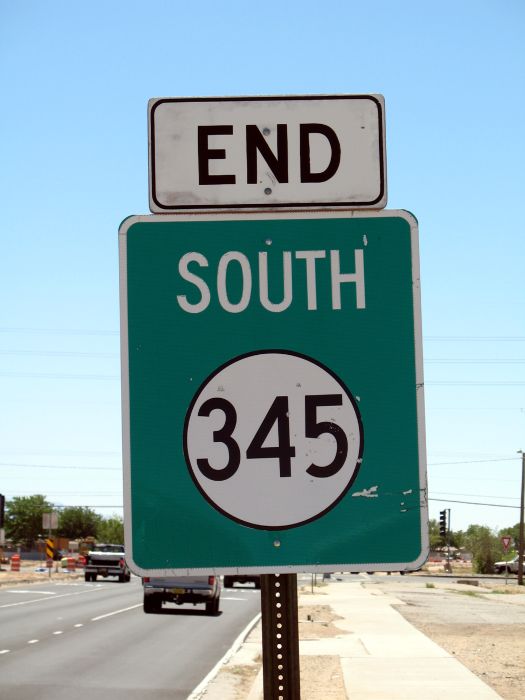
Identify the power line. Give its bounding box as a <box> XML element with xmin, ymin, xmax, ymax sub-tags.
<box><xmin>427</xmin><ymin>381</ymin><xmax>525</xmax><ymax>386</ymax></box>
<box><xmin>430</xmin><ymin>498</ymin><xmax>519</xmax><ymax>509</ymax></box>
<box><xmin>0</xmin><ymin>457</ymin><xmax>518</xmax><ymax>470</ymax></box>
<box><xmin>52</xmin><ymin>505</ymin><xmax>124</xmax><ymax>509</ymax></box>
<box><xmin>0</xmin><ymin>350</ymin><xmax>118</xmax><ymax>358</ymax></box>
<box><xmin>0</xmin><ymin>372</ymin><xmax>119</xmax><ymax>380</ymax></box>
<box><xmin>428</xmin><ymin>457</ymin><xmax>519</xmax><ymax>465</ymax></box>
<box><xmin>2</xmin><ymin>350</ymin><xmax>524</xmax><ymax>363</ymax></box>
<box><xmin>4</xmin><ymin>374</ymin><xmax>524</xmax><ymax>385</ymax></box>
<box><xmin>432</xmin><ymin>491</ymin><xmax>520</xmax><ymax>501</ymax></box>
<box><xmin>426</xmin><ymin>359</ymin><xmax>525</xmax><ymax>364</ymax></box>
<box><xmin>0</xmin><ymin>449</ymin><xmax>119</xmax><ymax>456</ymax></box>
<box><xmin>431</xmin><ymin>475</ymin><xmax>517</xmax><ymax>483</ymax></box>
<box><xmin>1</xmin><ymin>329</ymin><xmax>524</xmax><ymax>341</ymax></box>
<box><xmin>7</xmin><ymin>492</ymin><xmax>120</xmax><ymax>496</ymax></box>
<box><xmin>0</xmin><ymin>328</ymin><xmax>118</xmax><ymax>336</ymax></box>
<box><xmin>3</xmin><ymin>330</ymin><xmax>525</xmax><ymax>340</ymax></box>
<box><xmin>3</xmin><ymin>350</ymin><xmax>523</xmax><ymax>363</ymax></box>
<box><xmin>425</xmin><ymin>336</ymin><xmax>525</xmax><ymax>341</ymax></box>
<box><xmin>24</xmin><ymin>499</ymin><xmax>525</xmax><ymax>510</ymax></box>
<box><xmin>0</xmin><ymin>462</ymin><xmax>120</xmax><ymax>471</ymax></box>
<box><xmin>428</xmin><ymin>407</ymin><xmax>524</xmax><ymax>411</ymax></box>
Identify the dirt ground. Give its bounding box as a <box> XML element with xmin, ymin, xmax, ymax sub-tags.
<box><xmin>212</xmin><ymin>582</ymin><xmax>525</xmax><ymax>700</ymax></box>
<box><xmin>376</xmin><ymin>580</ymin><xmax>525</xmax><ymax>700</ymax></box>
<box><xmin>298</xmin><ymin>604</ymin><xmax>347</xmax><ymax>700</ymax></box>
<box><xmin>406</xmin><ymin>621</ymin><xmax>524</xmax><ymax>700</ymax></box>
<box><xmin>0</xmin><ymin>561</ymin><xmax>84</xmax><ymax>586</ymax></box>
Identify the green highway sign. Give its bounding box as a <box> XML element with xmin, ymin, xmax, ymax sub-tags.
<box><xmin>119</xmin><ymin>209</ymin><xmax>428</xmax><ymax>575</ymax></box>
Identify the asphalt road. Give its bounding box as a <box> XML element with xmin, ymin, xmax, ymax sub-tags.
<box><xmin>0</xmin><ymin>576</ymin><xmax>261</xmax><ymax>700</ymax></box>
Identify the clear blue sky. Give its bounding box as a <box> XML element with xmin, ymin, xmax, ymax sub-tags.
<box><xmin>1</xmin><ymin>1</ymin><xmax>524</xmax><ymax>535</ymax></box>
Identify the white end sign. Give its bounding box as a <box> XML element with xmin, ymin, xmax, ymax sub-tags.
<box><xmin>149</xmin><ymin>95</ymin><xmax>387</xmax><ymax>211</ymax></box>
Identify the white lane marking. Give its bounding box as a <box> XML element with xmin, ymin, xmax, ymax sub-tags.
<box><xmin>7</xmin><ymin>590</ymin><xmax>56</xmax><ymax>595</ymax></box>
<box><xmin>222</xmin><ymin>596</ymin><xmax>249</xmax><ymax>601</ymax></box>
<box><xmin>0</xmin><ymin>650</ymin><xmax>10</xmax><ymax>655</ymax></box>
<box><xmin>91</xmin><ymin>603</ymin><xmax>141</xmax><ymax>621</ymax></box>
<box><xmin>0</xmin><ymin>586</ymin><xmax>103</xmax><ymax>609</ymax></box>
<box><xmin>27</xmin><ymin>640</ymin><xmax>39</xmax><ymax>645</ymax></box>
<box><xmin>74</xmin><ymin>623</ymin><xmax>83</xmax><ymax>628</ymax></box>
<box><xmin>53</xmin><ymin>631</ymin><xmax>63</xmax><ymax>635</ymax></box>
<box><xmin>188</xmin><ymin>612</ymin><xmax>262</xmax><ymax>700</ymax></box>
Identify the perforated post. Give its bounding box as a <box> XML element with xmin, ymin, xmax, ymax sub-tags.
<box><xmin>260</xmin><ymin>573</ymin><xmax>301</xmax><ymax>699</ymax></box>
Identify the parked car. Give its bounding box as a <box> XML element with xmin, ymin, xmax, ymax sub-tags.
<box><xmin>223</xmin><ymin>574</ymin><xmax>261</xmax><ymax>589</ymax></box>
<box><xmin>494</xmin><ymin>555</ymin><xmax>522</xmax><ymax>575</ymax></box>
<box><xmin>142</xmin><ymin>575</ymin><xmax>221</xmax><ymax>615</ymax></box>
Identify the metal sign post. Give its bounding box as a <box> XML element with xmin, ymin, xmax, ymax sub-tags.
<box><xmin>261</xmin><ymin>574</ymin><xmax>300</xmax><ymax>699</ymax></box>
<box><xmin>501</xmin><ymin>535</ymin><xmax>512</xmax><ymax>585</ymax></box>
<box><xmin>43</xmin><ymin>512</ymin><xmax>58</xmax><ymax>578</ymax></box>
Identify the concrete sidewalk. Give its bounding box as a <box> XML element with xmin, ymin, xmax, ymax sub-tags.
<box><xmin>201</xmin><ymin>578</ymin><xmax>503</xmax><ymax>699</ymax></box>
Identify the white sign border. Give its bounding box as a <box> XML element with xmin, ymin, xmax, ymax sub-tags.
<box><xmin>119</xmin><ymin>208</ymin><xmax>427</xmax><ymax>577</ymax></box>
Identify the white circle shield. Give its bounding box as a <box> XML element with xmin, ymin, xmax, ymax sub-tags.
<box><xmin>184</xmin><ymin>351</ymin><xmax>363</xmax><ymax>529</ymax></box>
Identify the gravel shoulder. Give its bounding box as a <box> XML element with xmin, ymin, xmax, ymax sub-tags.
<box><xmin>0</xmin><ymin>562</ymin><xmax>85</xmax><ymax>586</ymax></box>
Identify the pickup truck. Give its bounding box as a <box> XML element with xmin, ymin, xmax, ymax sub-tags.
<box><xmin>494</xmin><ymin>555</ymin><xmax>522</xmax><ymax>575</ymax></box>
<box><xmin>142</xmin><ymin>575</ymin><xmax>221</xmax><ymax>615</ymax></box>
<box><xmin>84</xmin><ymin>544</ymin><xmax>131</xmax><ymax>583</ymax></box>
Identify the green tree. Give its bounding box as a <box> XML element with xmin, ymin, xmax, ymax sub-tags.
<box><xmin>463</xmin><ymin>524</ymin><xmax>500</xmax><ymax>574</ymax></box>
<box><xmin>96</xmin><ymin>516</ymin><xmax>124</xmax><ymax>544</ymax></box>
<box><xmin>57</xmin><ymin>507</ymin><xmax>102</xmax><ymax>539</ymax></box>
<box><xmin>5</xmin><ymin>495</ymin><xmax>54</xmax><ymax>547</ymax></box>
<box><xmin>428</xmin><ymin>518</ymin><xmax>463</xmax><ymax>549</ymax></box>
<box><xmin>428</xmin><ymin>518</ymin><xmax>442</xmax><ymax>549</ymax></box>
<box><xmin>451</xmin><ymin>529</ymin><xmax>465</xmax><ymax>549</ymax></box>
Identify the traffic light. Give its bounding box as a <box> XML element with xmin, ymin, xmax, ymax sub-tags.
<box><xmin>439</xmin><ymin>509</ymin><xmax>447</xmax><ymax>537</ymax></box>
<box><xmin>0</xmin><ymin>493</ymin><xmax>5</xmax><ymax>528</ymax></box>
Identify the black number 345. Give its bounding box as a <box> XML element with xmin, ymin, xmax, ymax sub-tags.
<box><xmin>196</xmin><ymin>394</ymin><xmax>349</xmax><ymax>481</ymax></box>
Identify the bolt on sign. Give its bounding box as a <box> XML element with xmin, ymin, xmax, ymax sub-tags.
<box><xmin>119</xmin><ymin>208</ymin><xmax>428</xmax><ymax>575</ymax></box>
<box><xmin>148</xmin><ymin>95</ymin><xmax>386</xmax><ymax>211</ymax></box>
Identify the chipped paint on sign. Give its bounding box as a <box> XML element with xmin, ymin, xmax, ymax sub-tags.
<box><xmin>352</xmin><ymin>485</ymin><xmax>379</xmax><ymax>498</ymax></box>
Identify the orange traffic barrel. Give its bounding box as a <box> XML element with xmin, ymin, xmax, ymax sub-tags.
<box><xmin>67</xmin><ymin>556</ymin><xmax>76</xmax><ymax>571</ymax></box>
<box><xmin>10</xmin><ymin>554</ymin><xmax>20</xmax><ymax>572</ymax></box>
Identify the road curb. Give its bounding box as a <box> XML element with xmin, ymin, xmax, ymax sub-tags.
<box><xmin>188</xmin><ymin>611</ymin><xmax>262</xmax><ymax>700</ymax></box>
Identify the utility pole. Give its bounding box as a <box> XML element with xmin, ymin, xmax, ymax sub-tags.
<box><xmin>0</xmin><ymin>493</ymin><xmax>5</xmax><ymax>571</ymax></box>
<box><xmin>446</xmin><ymin>508</ymin><xmax>451</xmax><ymax>572</ymax></box>
<box><xmin>518</xmin><ymin>450</ymin><xmax>525</xmax><ymax>586</ymax></box>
